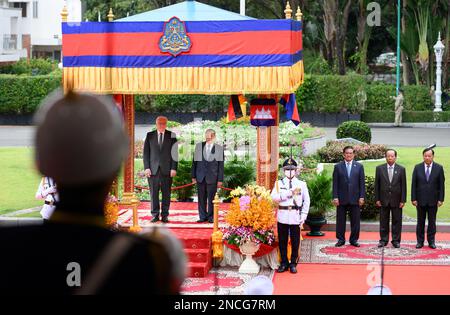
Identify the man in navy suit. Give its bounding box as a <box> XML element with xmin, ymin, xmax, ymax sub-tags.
<box><xmin>332</xmin><ymin>146</ymin><xmax>366</xmax><ymax>247</ymax></box>
<box><xmin>411</xmin><ymin>146</ymin><xmax>445</xmax><ymax>249</ymax></box>
<box><xmin>192</xmin><ymin>129</ymin><xmax>224</xmax><ymax>223</ymax></box>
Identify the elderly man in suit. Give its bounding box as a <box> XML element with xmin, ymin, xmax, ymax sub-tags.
<box><xmin>375</xmin><ymin>149</ymin><xmax>407</xmax><ymax>248</ymax></box>
<box><xmin>411</xmin><ymin>146</ymin><xmax>445</xmax><ymax>249</ymax></box>
<box><xmin>144</xmin><ymin>116</ymin><xmax>178</xmax><ymax>223</ymax></box>
<box><xmin>191</xmin><ymin>129</ymin><xmax>224</xmax><ymax>223</ymax></box>
<box><xmin>333</xmin><ymin>146</ymin><xmax>366</xmax><ymax>247</ymax></box>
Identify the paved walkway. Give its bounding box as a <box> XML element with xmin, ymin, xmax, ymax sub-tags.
<box><xmin>1</xmin><ymin>125</ymin><xmax>450</xmax><ymax>147</ymax></box>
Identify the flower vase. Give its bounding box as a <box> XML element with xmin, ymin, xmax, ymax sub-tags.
<box><xmin>239</xmin><ymin>240</ymin><xmax>260</xmax><ymax>274</ymax></box>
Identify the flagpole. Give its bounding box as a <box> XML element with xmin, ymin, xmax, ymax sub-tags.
<box><xmin>396</xmin><ymin>0</ymin><xmax>401</xmax><ymax>96</ymax></box>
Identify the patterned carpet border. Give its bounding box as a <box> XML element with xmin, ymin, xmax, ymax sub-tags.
<box><xmin>118</xmin><ymin>209</ymin><xmax>226</xmax><ymax>229</ymax></box>
<box><xmin>181</xmin><ymin>267</ymin><xmax>275</xmax><ymax>295</ymax></box>
<box><xmin>300</xmin><ymin>239</ymin><xmax>450</xmax><ymax>266</ymax></box>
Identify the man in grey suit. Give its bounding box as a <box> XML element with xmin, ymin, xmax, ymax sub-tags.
<box><xmin>332</xmin><ymin>146</ymin><xmax>366</xmax><ymax>247</ymax></box>
<box><xmin>411</xmin><ymin>146</ymin><xmax>445</xmax><ymax>249</ymax></box>
<box><xmin>375</xmin><ymin>149</ymin><xmax>407</xmax><ymax>248</ymax></box>
<box><xmin>143</xmin><ymin>116</ymin><xmax>178</xmax><ymax>223</ymax></box>
<box><xmin>191</xmin><ymin>129</ymin><xmax>224</xmax><ymax>223</ymax></box>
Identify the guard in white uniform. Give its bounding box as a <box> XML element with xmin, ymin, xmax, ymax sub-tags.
<box><xmin>35</xmin><ymin>176</ymin><xmax>58</xmax><ymax>221</ymax></box>
<box><xmin>271</xmin><ymin>158</ymin><xmax>310</xmax><ymax>274</ymax></box>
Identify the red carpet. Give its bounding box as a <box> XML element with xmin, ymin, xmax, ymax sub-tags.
<box><xmin>171</xmin><ymin>228</ymin><xmax>213</xmax><ymax>278</ymax></box>
<box><xmin>118</xmin><ymin>201</ymin><xmax>229</xmax><ymax>228</ymax></box>
<box><xmin>274</xmin><ymin>231</ymin><xmax>450</xmax><ymax>295</ymax></box>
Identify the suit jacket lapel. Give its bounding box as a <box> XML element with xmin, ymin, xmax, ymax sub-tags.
<box><xmin>342</xmin><ymin>161</ymin><xmax>350</xmax><ymax>179</ymax></box>
<box><xmin>392</xmin><ymin>164</ymin><xmax>400</xmax><ymax>183</ymax></box>
<box><xmin>382</xmin><ymin>163</ymin><xmax>389</xmax><ymax>183</ymax></box>
<box><xmin>161</xmin><ymin>130</ymin><xmax>170</xmax><ymax>151</ymax></box>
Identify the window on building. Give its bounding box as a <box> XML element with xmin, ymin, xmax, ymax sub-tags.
<box><xmin>13</xmin><ymin>2</ymin><xmax>27</xmax><ymax>18</ymax></box>
<box><xmin>32</xmin><ymin>1</ymin><xmax>38</xmax><ymax>18</ymax></box>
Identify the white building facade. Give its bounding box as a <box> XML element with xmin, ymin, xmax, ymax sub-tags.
<box><xmin>0</xmin><ymin>0</ymin><xmax>81</xmax><ymax>64</ymax></box>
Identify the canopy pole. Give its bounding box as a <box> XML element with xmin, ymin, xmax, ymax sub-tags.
<box><xmin>121</xmin><ymin>94</ymin><xmax>141</xmax><ymax>233</ymax></box>
<box><xmin>256</xmin><ymin>95</ymin><xmax>279</xmax><ymax>190</ymax></box>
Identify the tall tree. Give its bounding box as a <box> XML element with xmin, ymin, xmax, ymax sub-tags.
<box><xmin>322</xmin><ymin>0</ymin><xmax>353</xmax><ymax>75</ymax></box>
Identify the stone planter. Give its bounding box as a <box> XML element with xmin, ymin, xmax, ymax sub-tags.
<box><xmin>239</xmin><ymin>240</ymin><xmax>261</xmax><ymax>274</ymax></box>
<box><xmin>305</xmin><ymin>215</ymin><xmax>327</xmax><ymax>236</ymax></box>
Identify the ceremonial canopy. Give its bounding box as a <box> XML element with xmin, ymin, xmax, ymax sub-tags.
<box><xmin>61</xmin><ymin>1</ymin><xmax>303</xmax><ymax>95</ymax></box>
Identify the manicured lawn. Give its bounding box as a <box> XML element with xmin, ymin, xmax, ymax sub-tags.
<box><xmin>324</xmin><ymin>147</ymin><xmax>450</xmax><ymax>222</ymax></box>
<box><xmin>0</xmin><ymin>147</ymin><xmax>42</xmax><ymax>215</ymax></box>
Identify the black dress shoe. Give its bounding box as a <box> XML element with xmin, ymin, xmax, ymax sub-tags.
<box><xmin>289</xmin><ymin>265</ymin><xmax>297</xmax><ymax>274</ymax></box>
<box><xmin>197</xmin><ymin>219</ymin><xmax>207</xmax><ymax>223</ymax></box>
<box><xmin>350</xmin><ymin>242</ymin><xmax>360</xmax><ymax>247</ymax></box>
<box><xmin>416</xmin><ymin>243</ymin><xmax>424</xmax><ymax>249</ymax></box>
<box><xmin>335</xmin><ymin>240</ymin><xmax>345</xmax><ymax>247</ymax></box>
<box><xmin>151</xmin><ymin>217</ymin><xmax>159</xmax><ymax>223</ymax></box>
<box><xmin>378</xmin><ymin>242</ymin><xmax>387</xmax><ymax>248</ymax></box>
<box><xmin>277</xmin><ymin>265</ymin><xmax>288</xmax><ymax>273</ymax></box>
<box><xmin>429</xmin><ymin>243</ymin><xmax>437</xmax><ymax>249</ymax></box>
<box><xmin>392</xmin><ymin>242</ymin><xmax>400</xmax><ymax>248</ymax></box>
<box><xmin>208</xmin><ymin>218</ymin><xmax>214</xmax><ymax>223</ymax></box>
<box><xmin>161</xmin><ymin>217</ymin><xmax>169</xmax><ymax>223</ymax></box>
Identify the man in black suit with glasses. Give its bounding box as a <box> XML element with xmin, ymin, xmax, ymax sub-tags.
<box><xmin>375</xmin><ymin>149</ymin><xmax>407</xmax><ymax>248</ymax></box>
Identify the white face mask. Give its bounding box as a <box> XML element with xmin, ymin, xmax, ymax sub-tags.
<box><xmin>284</xmin><ymin>170</ymin><xmax>295</xmax><ymax>179</ymax></box>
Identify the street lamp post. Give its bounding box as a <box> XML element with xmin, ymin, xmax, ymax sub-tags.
<box><xmin>434</xmin><ymin>32</ymin><xmax>445</xmax><ymax>112</ymax></box>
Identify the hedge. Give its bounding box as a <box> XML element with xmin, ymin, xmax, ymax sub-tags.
<box><xmin>0</xmin><ymin>74</ymin><xmax>61</xmax><ymax>114</ymax></box>
<box><xmin>362</xmin><ymin>110</ymin><xmax>450</xmax><ymax>123</ymax></box>
<box><xmin>0</xmin><ymin>72</ymin><xmax>435</xmax><ymax>116</ymax></box>
<box><xmin>365</xmin><ymin>82</ymin><xmax>431</xmax><ymax>111</ymax></box>
<box><xmin>135</xmin><ymin>94</ymin><xmax>227</xmax><ymax>113</ymax></box>
<box><xmin>296</xmin><ymin>74</ymin><xmax>367</xmax><ymax>114</ymax></box>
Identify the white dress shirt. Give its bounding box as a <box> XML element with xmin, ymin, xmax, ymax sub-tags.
<box><xmin>271</xmin><ymin>177</ymin><xmax>310</xmax><ymax>225</ymax></box>
<box><xmin>424</xmin><ymin>162</ymin><xmax>433</xmax><ymax>174</ymax></box>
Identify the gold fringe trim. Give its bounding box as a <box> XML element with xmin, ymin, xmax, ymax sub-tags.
<box><xmin>63</xmin><ymin>62</ymin><xmax>304</xmax><ymax>95</ymax></box>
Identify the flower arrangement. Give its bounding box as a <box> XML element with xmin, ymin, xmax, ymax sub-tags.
<box><xmin>104</xmin><ymin>194</ymin><xmax>119</xmax><ymax>227</ymax></box>
<box><xmin>222</xmin><ymin>185</ymin><xmax>276</xmax><ymax>246</ymax></box>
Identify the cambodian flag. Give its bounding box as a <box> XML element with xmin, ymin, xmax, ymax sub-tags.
<box><xmin>279</xmin><ymin>93</ymin><xmax>300</xmax><ymax>126</ymax></box>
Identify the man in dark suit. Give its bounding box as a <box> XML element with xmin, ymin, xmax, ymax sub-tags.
<box><xmin>411</xmin><ymin>146</ymin><xmax>445</xmax><ymax>249</ymax></box>
<box><xmin>375</xmin><ymin>149</ymin><xmax>407</xmax><ymax>248</ymax></box>
<box><xmin>0</xmin><ymin>91</ymin><xmax>184</xmax><ymax>294</ymax></box>
<box><xmin>143</xmin><ymin>116</ymin><xmax>178</xmax><ymax>223</ymax></box>
<box><xmin>192</xmin><ymin>129</ymin><xmax>224</xmax><ymax>223</ymax></box>
<box><xmin>332</xmin><ymin>146</ymin><xmax>366</xmax><ymax>247</ymax></box>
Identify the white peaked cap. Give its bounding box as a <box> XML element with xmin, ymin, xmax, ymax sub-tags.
<box><xmin>34</xmin><ymin>89</ymin><xmax>129</xmax><ymax>185</ymax></box>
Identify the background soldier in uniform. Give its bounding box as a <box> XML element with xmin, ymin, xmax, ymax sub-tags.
<box><xmin>271</xmin><ymin>158</ymin><xmax>310</xmax><ymax>274</ymax></box>
<box><xmin>35</xmin><ymin>176</ymin><xmax>58</xmax><ymax>223</ymax></box>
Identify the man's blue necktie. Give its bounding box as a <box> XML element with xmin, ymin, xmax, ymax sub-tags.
<box><xmin>426</xmin><ymin>165</ymin><xmax>430</xmax><ymax>182</ymax></box>
<box><xmin>346</xmin><ymin>162</ymin><xmax>352</xmax><ymax>178</ymax></box>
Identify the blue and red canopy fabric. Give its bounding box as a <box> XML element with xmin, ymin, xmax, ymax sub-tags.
<box><xmin>62</xmin><ymin>1</ymin><xmax>303</xmax><ymax>95</ymax></box>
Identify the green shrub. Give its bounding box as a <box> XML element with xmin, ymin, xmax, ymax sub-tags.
<box><xmin>306</xmin><ymin>170</ymin><xmax>333</xmax><ymax>217</ymax></box>
<box><xmin>172</xmin><ymin>160</ymin><xmax>195</xmax><ymax>201</ymax></box>
<box><xmin>0</xmin><ymin>74</ymin><xmax>61</xmax><ymax>114</ymax></box>
<box><xmin>0</xmin><ymin>58</ymin><xmax>58</xmax><ymax>75</ymax></box>
<box><xmin>318</xmin><ymin>141</ymin><xmax>386</xmax><ymax>163</ymax></box>
<box><xmin>361</xmin><ymin>176</ymin><xmax>378</xmax><ymax>221</ymax></box>
<box><xmin>336</xmin><ymin>121</ymin><xmax>372</xmax><ymax>143</ymax></box>
<box><xmin>219</xmin><ymin>158</ymin><xmax>255</xmax><ymax>200</ymax></box>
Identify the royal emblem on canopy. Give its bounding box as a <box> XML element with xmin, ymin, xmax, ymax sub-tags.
<box><xmin>159</xmin><ymin>16</ymin><xmax>192</xmax><ymax>57</ymax></box>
